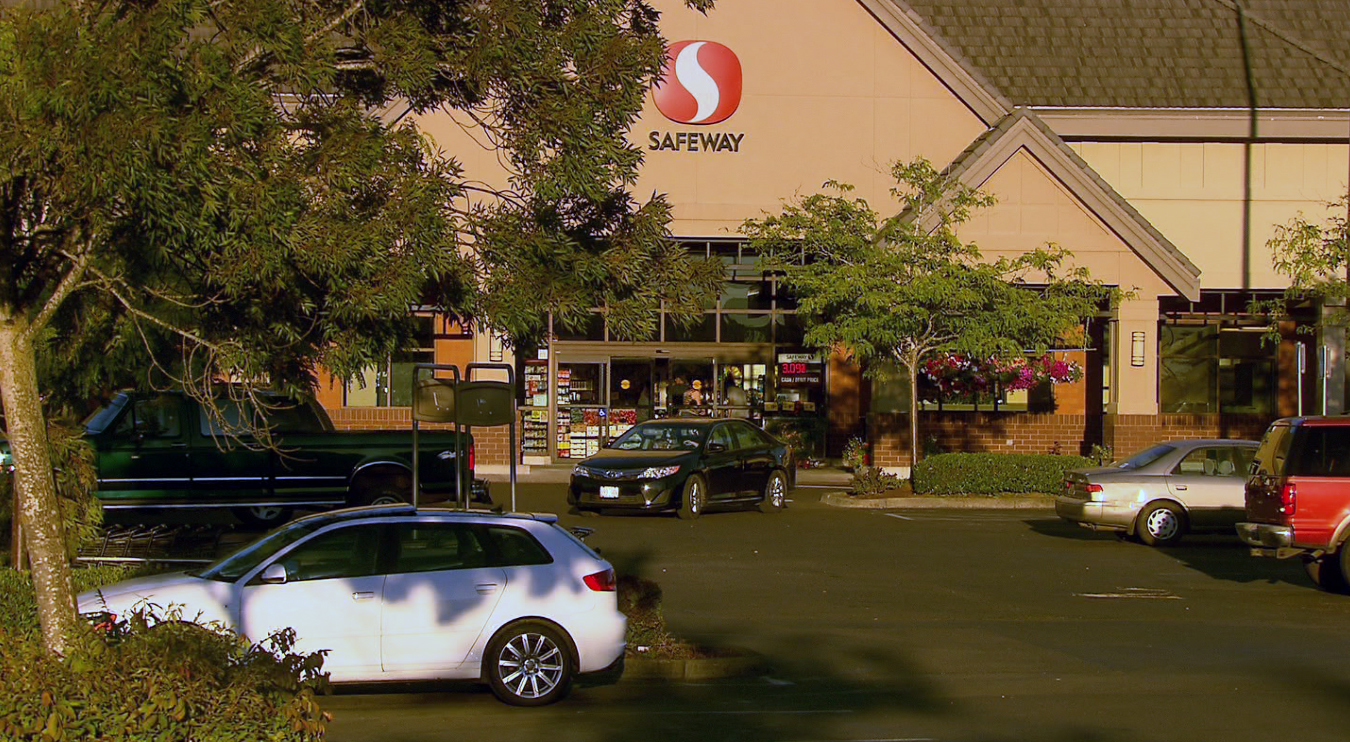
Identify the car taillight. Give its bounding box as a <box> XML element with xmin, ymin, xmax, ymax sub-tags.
<box><xmin>1279</xmin><ymin>483</ymin><xmax>1297</xmax><ymax>516</ymax></box>
<box><xmin>1085</xmin><ymin>484</ymin><xmax>1103</xmax><ymax>493</ymax></box>
<box><xmin>583</xmin><ymin>569</ymin><xmax>616</xmax><ymax>592</ymax></box>
<box><xmin>469</xmin><ymin>443</ymin><xmax>475</xmax><ymax>473</ymax></box>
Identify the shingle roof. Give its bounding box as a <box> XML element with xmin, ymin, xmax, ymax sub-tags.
<box><xmin>891</xmin><ymin>0</ymin><xmax>1350</xmax><ymax>109</ymax></box>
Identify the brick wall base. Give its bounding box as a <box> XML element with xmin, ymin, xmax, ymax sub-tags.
<box><xmin>326</xmin><ymin>407</ymin><xmax>515</xmax><ymax>467</ymax></box>
<box><xmin>870</xmin><ymin>411</ymin><xmax>1275</xmax><ymax>467</ymax></box>
<box><xmin>1105</xmin><ymin>414</ymin><xmax>1272</xmax><ymax>457</ymax></box>
<box><xmin>870</xmin><ymin>412</ymin><xmax>1094</xmax><ymax>467</ymax></box>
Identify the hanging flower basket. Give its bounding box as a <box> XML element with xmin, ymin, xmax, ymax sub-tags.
<box><xmin>921</xmin><ymin>354</ymin><xmax>1082</xmax><ymax>398</ymax></box>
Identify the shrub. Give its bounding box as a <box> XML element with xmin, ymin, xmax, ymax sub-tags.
<box><xmin>0</xmin><ymin>564</ymin><xmax>150</xmax><ymax>640</ymax></box>
<box><xmin>842</xmin><ymin>437</ymin><xmax>867</xmax><ymax>470</ymax></box>
<box><xmin>849</xmin><ymin>466</ymin><xmax>902</xmax><ymax>497</ymax></box>
<box><xmin>0</xmin><ymin>569</ymin><xmax>330</xmax><ymax>740</ymax></box>
<box><xmin>913</xmin><ymin>452</ymin><xmax>1092</xmax><ymax>495</ymax></box>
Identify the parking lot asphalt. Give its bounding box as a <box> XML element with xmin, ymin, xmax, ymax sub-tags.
<box><xmin>321</xmin><ymin>480</ymin><xmax>1350</xmax><ymax>742</ymax></box>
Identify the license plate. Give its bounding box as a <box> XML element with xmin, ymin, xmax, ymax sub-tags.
<box><xmin>599</xmin><ymin>486</ymin><xmax>620</xmax><ymax>499</ymax></box>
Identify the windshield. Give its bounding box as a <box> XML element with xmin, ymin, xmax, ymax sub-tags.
<box><xmin>83</xmin><ymin>395</ymin><xmax>129</xmax><ymax>434</ymax></box>
<box><xmin>193</xmin><ymin>520</ymin><xmax>324</xmax><ymax>582</ymax></box>
<box><xmin>610</xmin><ymin>423</ymin><xmax>709</xmax><ymax>452</ymax></box>
<box><xmin>1116</xmin><ymin>443</ymin><xmax>1176</xmax><ymax>470</ymax></box>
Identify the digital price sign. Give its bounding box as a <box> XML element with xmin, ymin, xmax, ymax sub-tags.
<box><xmin>778</xmin><ymin>354</ymin><xmax>822</xmax><ymax>385</ymax></box>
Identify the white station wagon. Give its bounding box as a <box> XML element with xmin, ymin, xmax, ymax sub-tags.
<box><xmin>78</xmin><ymin>505</ymin><xmax>626</xmax><ymax>706</ymax></box>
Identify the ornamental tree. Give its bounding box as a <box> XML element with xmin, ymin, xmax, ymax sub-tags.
<box><xmin>0</xmin><ymin>0</ymin><xmax>719</xmax><ymax>655</ymax></box>
<box><xmin>742</xmin><ymin>158</ymin><xmax>1111</xmax><ymax>468</ymax></box>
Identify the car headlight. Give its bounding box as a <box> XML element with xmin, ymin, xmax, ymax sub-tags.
<box><xmin>640</xmin><ymin>465</ymin><xmax>681</xmax><ymax>479</ymax></box>
<box><xmin>572</xmin><ymin>464</ymin><xmax>591</xmax><ymax>478</ymax></box>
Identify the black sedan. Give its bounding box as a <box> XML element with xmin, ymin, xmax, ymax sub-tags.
<box><xmin>567</xmin><ymin>418</ymin><xmax>793</xmax><ymax>519</ymax></box>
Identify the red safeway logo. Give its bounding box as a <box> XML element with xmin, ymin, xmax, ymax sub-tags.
<box><xmin>652</xmin><ymin>41</ymin><xmax>742</xmax><ymax>125</ymax></box>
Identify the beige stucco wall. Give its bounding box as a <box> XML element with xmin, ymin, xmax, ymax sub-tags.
<box><xmin>1074</xmin><ymin>142</ymin><xmax>1350</xmax><ymax>291</ymax></box>
<box><xmin>642</xmin><ymin>0</ymin><xmax>986</xmax><ymax>237</ymax></box>
<box><xmin>414</xmin><ymin>0</ymin><xmax>987</xmax><ymax>238</ymax></box>
<box><xmin>959</xmin><ymin>149</ymin><xmax>1171</xmax><ymax>298</ymax></box>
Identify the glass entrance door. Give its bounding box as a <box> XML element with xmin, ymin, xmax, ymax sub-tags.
<box><xmin>660</xmin><ymin>359</ymin><xmax>715</xmax><ymax>417</ymax></box>
<box><xmin>609</xmin><ymin>359</ymin><xmax>655</xmax><ymax>436</ymax></box>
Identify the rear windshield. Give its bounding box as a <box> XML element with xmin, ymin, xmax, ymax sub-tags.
<box><xmin>1115</xmin><ymin>443</ymin><xmax>1175</xmax><ymax>470</ymax></box>
<box><xmin>1284</xmin><ymin>425</ymin><xmax>1350</xmax><ymax>477</ymax></box>
<box><xmin>1251</xmin><ymin>423</ymin><xmax>1294</xmax><ymax>476</ymax></box>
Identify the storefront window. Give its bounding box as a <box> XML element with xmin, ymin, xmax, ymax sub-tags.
<box><xmin>665</xmin><ymin>313</ymin><xmax>717</xmax><ymax>342</ymax></box>
<box><xmin>721</xmin><ymin>281</ymin><xmax>772</xmax><ymax>311</ymax></box>
<box><xmin>555</xmin><ymin>312</ymin><xmax>605</xmax><ymax>341</ymax></box>
<box><xmin>721</xmin><ymin>313</ymin><xmax>772</xmax><ymax>343</ymax></box>
<box><xmin>1159</xmin><ymin>322</ymin><xmax>1275</xmax><ymax>415</ymax></box>
<box><xmin>774</xmin><ymin>313</ymin><xmax>806</xmax><ymax>346</ymax></box>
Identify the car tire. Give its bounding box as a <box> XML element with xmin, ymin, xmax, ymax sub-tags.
<box><xmin>1304</xmin><ymin>555</ymin><xmax>1350</xmax><ymax>594</ymax></box>
<box><xmin>677</xmin><ymin>475</ymin><xmax>706</xmax><ymax>520</ymax></box>
<box><xmin>1136</xmin><ymin>501</ymin><xmax>1186</xmax><ymax>547</ymax></box>
<box><xmin>758</xmin><ymin>470</ymin><xmax>788</xmax><ymax>513</ymax></box>
<box><xmin>232</xmin><ymin>505</ymin><xmax>293</xmax><ymax>529</ymax></box>
<box><xmin>361</xmin><ymin>481</ymin><xmax>410</xmax><ymax>507</ymax></box>
<box><xmin>485</xmin><ymin>622</ymin><xmax>574</xmax><ymax>706</ymax></box>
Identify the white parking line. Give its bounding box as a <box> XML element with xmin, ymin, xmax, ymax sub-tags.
<box><xmin>1074</xmin><ymin>587</ymin><xmax>1181</xmax><ymax>600</ymax></box>
<box><xmin>885</xmin><ymin>513</ymin><xmax>914</xmax><ymax>521</ymax></box>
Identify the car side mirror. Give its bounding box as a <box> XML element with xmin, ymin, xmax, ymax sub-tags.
<box><xmin>259</xmin><ymin>564</ymin><xmax>288</xmax><ymax>585</ymax></box>
<box><xmin>707</xmin><ymin>442</ymin><xmax>727</xmax><ymax>453</ymax></box>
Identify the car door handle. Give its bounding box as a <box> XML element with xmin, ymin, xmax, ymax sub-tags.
<box><xmin>1174</xmin><ymin>485</ymin><xmax>1188</xmax><ymax>491</ymax></box>
<box><xmin>476</xmin><ymin>583</ymin><xmax>499</xmax><ymax>595</ymax></box>
<box><xmin>352</xmin><ymin>591</ymin><xmax>376</xmax><ymax>601</ymax></box>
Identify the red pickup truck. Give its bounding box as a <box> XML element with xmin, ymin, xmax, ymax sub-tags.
<box><xmin>1237</xmin><ymin>417</ymin><xmax>1350</xmax><ymax>591</ymax></box>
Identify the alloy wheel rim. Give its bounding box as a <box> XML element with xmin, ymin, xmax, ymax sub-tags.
<box><xmin>1146</xmin><ymin>510</ymin><xmax>1178</xmax><ymax>540</ymax></box>
<box><xmin>370</xmin><ymin>494</ymin><xmax>402</xmax><ymax>506</ymax></box>
<box><xmin>497</xmin><ymin>633</ymin><xmax>564</xmax><ymax>699</ymax></box>
<box><xmin>769</xmin><ymin>476</ymin><xmax>785</xmax><ymax>506</ymax></box>
<box><xmin>690</xmin><ymin>481</ymin><xmax>702</xmax><ymax>512</ymax></box>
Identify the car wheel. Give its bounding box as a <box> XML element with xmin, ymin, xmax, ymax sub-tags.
<box><xmin>359</xmin><ymin>481</ymin><xmax>409</xmax><ymax>506</ymax></box>
<box><xmin>758</xmin><ymin>470</ymin><xmax>787</xmax><ymax>513</ymax></box>
<box><xmin>1136</xmin><ymin>501</ymin><xmax>1186</xmax><ymax>547</ymax></box>
<box><xmin>485</xmin><ymin>622</ymin><xmax>574</xmax><ymax>706</ymax></box>
<box><xmin>677</xmin><ymin>475</ymin><xmax>706</xmax><ymax>520</ymax></box>
<box><xmin>1304</xmin><ymin>555</ymin><xmax>1350</xmax><ymax>594</ymax></box>
<box><xmin>232</xmin><ymin>505</ymin><xmax>292</xmax><ymax>529</ymax></box>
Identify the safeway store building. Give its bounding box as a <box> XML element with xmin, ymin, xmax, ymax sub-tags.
<box><xmin>315</xmin><ymin>0</ymin><xmax>1350</xmax><ymax>470</ymax></box>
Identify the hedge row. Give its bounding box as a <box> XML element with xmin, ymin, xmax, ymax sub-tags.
<box><xmin>913</xmin><ymin>453</ymin><xmax>1092</xmax><ymax>495</ymax></box>
<box><xmin>1</xmin><ymin>566</ymin><xmax>330</xmax><ymax>741</ymax></box>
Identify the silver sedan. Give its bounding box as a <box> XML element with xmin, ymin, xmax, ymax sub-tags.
<box><xmin>1056</xmin><ymin>439</ymin><xmax>1258</xmax><ymax>547</ymax></box>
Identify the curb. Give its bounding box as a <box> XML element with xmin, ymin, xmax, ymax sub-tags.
<box><xmin>623</xmin><ymin>650</ymin><xmax>766</xmax><ymax>681</ymax></box>
<box><xmin>820</xmin><ymin>492</ymin><xmax>1055</xmax><ymax>509</ymax></box>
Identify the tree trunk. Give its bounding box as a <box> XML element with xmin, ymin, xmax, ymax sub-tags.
<box><xmin>0</xmin><ymin>321</ymin><xmax>76</xmax><ymax>655</ymax></box>
<box><xmin>906</xmin><ymin>358</ymin><xmax>922</xmax><ymax>472</ymax></box>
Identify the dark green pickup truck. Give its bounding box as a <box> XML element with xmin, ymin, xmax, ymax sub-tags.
<box><xmin>61</xmin><ymin>391</ymin><xmax>486</xmax><ymax>526</ymax></box>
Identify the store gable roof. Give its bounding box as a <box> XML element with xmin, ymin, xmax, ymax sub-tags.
<box><xmin>870</xmin><ymin>0</ymin><xmax>1350</xmax><ymax>111</ymax></box>
<box><xmin>930</xmin><ymin>108</ymin><xmax>1202</xmax><ymax>300</ymax></box>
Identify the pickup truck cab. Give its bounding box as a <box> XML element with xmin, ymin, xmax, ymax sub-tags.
<box><xmin>79</xmin><ymin>391</ymin><xmax>485</xmax><ymax>526</ymax></box>
<box><xmin>1238</xmin><ymin>417</ymin><xmax>1350</xmax><ymax>591</ymax></box>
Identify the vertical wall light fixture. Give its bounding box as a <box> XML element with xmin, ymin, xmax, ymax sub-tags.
<box><xmin>489</xmin><ymin>332</ymin><xmax>504</xmax><ymax>363</ymax></box>
<box><xmin>1130</xmin><ymin>331</ymin><xmax>1146</xmax><ymax>367</ymax></box>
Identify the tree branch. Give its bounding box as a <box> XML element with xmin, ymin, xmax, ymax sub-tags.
<box><xmin>84</xmin><ymin>265</ymin><xmax>229</xmax><ymax>354</ymax></box>
<box><xmin>24</xmin><ymin>234</ymin><xmax>92</xmax><ymax>342</ymax></box>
